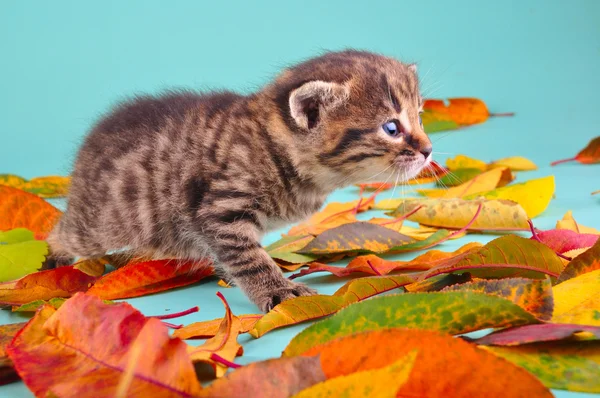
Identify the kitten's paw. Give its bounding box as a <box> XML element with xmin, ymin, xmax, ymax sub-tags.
<box><xmin>258</xmin><ymin>282</ymin><xmax>318</xmax><ymax>313</ymax></box>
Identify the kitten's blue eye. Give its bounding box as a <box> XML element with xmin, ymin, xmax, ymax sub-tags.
<box><xmin>382</xmin><ymin>121</ymin><xmax>399</xmax><ymax>137</ymax></box>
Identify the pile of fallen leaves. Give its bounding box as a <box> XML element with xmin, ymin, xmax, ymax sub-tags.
<box><xmin>0</xmin><ymin>99</ymin><xmax>599</xmax><ymax>397</ymax></box>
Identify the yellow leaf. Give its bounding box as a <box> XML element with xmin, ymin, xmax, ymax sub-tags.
<box><xmin>417</xmin><ymin>167</ymin><xmax>512</xmax><ymax>198</ymax></box>
<box><xmin>292</xmin><ymin>350</ymin><xmax>417</xmax><ymax>398</ymax></box>
<box><xmin>391</xmin><ymin>197</ymin><xmax>529</xmax><ymax>231</ymax></box>
<box><xmin>446</xmin><ymin>155</ymin><xmax>487</xmax><ymax>171</ymax></box>
<box><xmin>73</xmin><ymin>257</ymin><xmax>109</xmax><ymax>277</ymax></box>
<box><xmin>556</xmin><ymin>211</ymin><xmax>600</xmax><ymax>235</ymax></box>
<box><xmin>464</xmin><ymin>176</ymin><xmax>555</xmax><ymax>218</ymax></box>
<box><xmin>552</xmin><ymin>269</ymin><xmax>600</xmax><ymax>326</ymax></box>
<box><xmin>488</xmin><ymin>156</ymin><xmax>538</xmax><ymax>171</ymax></box>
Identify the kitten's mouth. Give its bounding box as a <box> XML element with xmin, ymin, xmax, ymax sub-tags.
<box><xmin>394</xmin><ymin>155</ymin><xmax>431</xmax><ymax>180</ymax></box>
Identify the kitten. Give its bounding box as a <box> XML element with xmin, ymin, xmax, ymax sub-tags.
<box><xmin>47</xmin><ymin>50</ymin><xmax>432</xmax><ymax>312</ymax></box>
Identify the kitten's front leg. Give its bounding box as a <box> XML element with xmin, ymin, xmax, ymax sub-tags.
<box><xmin>208</xmin><ymin>223</ymin><xmax>317</xmax><ymax>312</ymax></box>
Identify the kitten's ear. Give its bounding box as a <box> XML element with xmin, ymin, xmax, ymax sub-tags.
<box><xmin>289</xmin><ymin>81</ymin><xmax>349</xmax><ymax>130</ymax></box>
<box><xmin>408</xmin><ymin>63</ymin><xmax>418</xmax><ymax>73</ymax></box>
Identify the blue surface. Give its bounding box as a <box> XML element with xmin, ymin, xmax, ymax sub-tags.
<box><xmin>1</xmin><ymin>1</ymin><xmax>599</xmax><ymax>396</ymax></box>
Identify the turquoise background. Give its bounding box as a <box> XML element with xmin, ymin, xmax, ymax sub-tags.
<box><xmin>1</xmin><ymin>0</ymin><xmax>599</xmax><ymax>396</ymax></box>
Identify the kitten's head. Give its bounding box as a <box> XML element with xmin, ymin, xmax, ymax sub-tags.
<box><xmin>270</xmin><ymin>50</ymin><xmax>432</xmax><ymax>188</ymax></box>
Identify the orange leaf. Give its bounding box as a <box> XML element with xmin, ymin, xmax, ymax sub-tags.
<box><xmin>199</xmin><ymin>356</ymin><xmax>325</xmax><ymax>397</ymax></box>
<box><xmin>86</xmin><ymin>258</ymin><xmax>213</xmax><ymax>300</ymax></box>
<box><xmin>174</xmin><ymin>314</ymin><xmax>262</xmax><ymax>340</ymax></box>
<box><xmin>551</xmin><ymin>136</ymin><xmax>600</xmax><ymax>166</ymax></box>
<box><xmin>0</xmin><ymin>185</ymin><xmax>61</xmax><ymax>239</ymax></box>
<box><xmin>0</xmin><ymin>322</ymin><xmax>26</xmax><ymax>385</ymax></box>
<box><xmin>187</xmin><ymin>293</ymin><xmax>244</xmax><ymax>378</ymax></box>
<box><xmin>301</xmin><ymin>329</ymin><xmax>551</xmax><ymax>397</ymax></box>
<box><xmin>417</xmin><ymin>167</ymin><xmax>514</xmax><ymax>198</ymax></box>
<box><xmin>6</xmin><ymin>293</ymin><xmax>202</xmax><ymax>397</ymax></box>
<box><xmin>0</xmin><ymin>266</ymin><xmax>96</xmax><ymax>306</ymax></box>
<box><xmin>290</xmin><ymin>242</ymin><xmax>482</xmax><ymax>279</ymax></box>
<box><xmin>423</xmin><ymin>98</ymin><xmax>491</xmax><ymax>125</ymax></box>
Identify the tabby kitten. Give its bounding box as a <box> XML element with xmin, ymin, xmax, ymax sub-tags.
<box><xmin>48</xmin><ymin>50</ymin><xmax>432</xmax><ymax>312</ymax></box>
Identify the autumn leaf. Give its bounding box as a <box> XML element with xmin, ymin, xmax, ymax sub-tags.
<box><xmin>187</xmin><ymin>292</ymin><xmax>243</xmax><ymax>378</ymax></box>
<box><xmin>421</xmin><ymin>109</ymin><xmax>459</xmax><ymax>133</ymax></box>
<box><xmin>174</xmin><ymin>314</ymin><xmax>262</xmax><ymax>340</ymax></box>
<box><xmin>488</xmin><ymin>156</ymin><xmax>538</xmax><ymax>171</ymax></box>
<box><xmin>12</xmin><ymin>297</ymin><xmax>67</xmax><ymax>312</ymax></box>
<box><xmin>442</xmin><ymin>277</ymin><xmax>554</xmax><ymax>320</ymax></box>
<box><xmin>0</xmin><ymin>175</ymin><xmax>70</xmax><ymax>198</ymax></box>
<box><xmin>446</xmin><ymin>155</ymin><xmax>488</xmax><ymax>171</ymax></box>
<box><xmin>72</xmin><ymin>257</ymin><xmax>110</xmax><ymax>277</ymax></box>
<box><xmin>0</xmin><ymin>185</ymin><xmax>61</xmax><ymax>240</ymax></box>
<box><xmin>592</xmin><ymin>190</ymin><xmax>599</xmax><ymax>195</ymax></box>
<box><xmin>423</xmin><ymin>98</ymin><xmax>511</xmax><ymax>126</ymax></box>
<box><xmin>420</xmin><ymin>235</ymin><xmax>565</xmax><ymax>282</ymax></box>
<box><xmin>86</xmin><ymin>258</ymin><xmax>213</xmax><ymax>300</ymax></box>
<box><xmin>265</xmin><ymin>235</ymin><xmax>317</xmax><ymax>264</ymax></box>
<box><xmin>6</xmin><ymin>293</ymin><xmax>202</xmax><ymax>397</ymax></box>
<box><xmin>483</xmin><ymin>341</ymin><xmax>600</xmax><ymax>393</ymax></box>
<box><xmin>290</xmin><ymin>242</ymin><xmax>482</xmax><ymax>279</ymax></box>
<box><xmin>468</xmin><ymin>323</ymin><xmax>600</xmax><ymax>346</ymax></box>
<box><xmin>301</xmin><ymin>329</ymin><xmax>551</xmax><ymax>397</ymax></box>
<box><xmin>389</xmin><ymin>197</ymin><xmax>529</xmax><ymax>231</ymax></box>
<box><xmin>0</xmin><ymin>322</ymin><xmax>26</xmax><ymax>385</ymax></box>
<box><xmin>0</xmin><ymin>228</ymin><xmax>48</xmax><ymax>282</ymax></box>
<box><xmin>199</xmin><ymin>356</ymin><xmax>326</xmax><ymax>398</ymax></box>
<box><xmin>533</xmin><ymin>228</ymin><xmax>598</xmax><ymax>256</ymax></box>
<box><xmin>417</xmin><ymin>167</ymin><xmax>513</xmax><ymax>198</ymax></box>
<box><xmin>436</xmin><ymin>168</ymin><xmax>484</xmax><ymax>187</ymax></box>
<box><xmin>284</xmin><ymin>291</ymin><xmax>539</xmax><ymax>356</ymax></box>
<box><xmin>0</xmin><ymin>266</ymin><xmax>96</xmax><ymax>306</ymax></box>
<box><xmin>463</xmin><ymin>175</ymin><xmax>555</xmax><ymax>218</ymax></box>
<box><xmin>552</xmin><ymin>269</ymin><xmax>600</xmax><ymax>326</ymax></box>
<box><xmin>250</xmin><ymin>274</ymin><xmax>413</xmax><ymax>338</ymax></box>
<box><xmin>557</xmin><ymin>238</ymin><xmax>600</xmax><ymax>283</ymax></box>
<box><xmin>556</xmin><ymin>210</ymin><xmax>600</xmax><ymax>235</ymax></box>
<box><xmin>551</xmin><ymin>136</ymin><xmax>600</xmax><ymax>166</ymax></box>
<box><xmin>293</xmin><ymin>350</ymin><xmax>416</xmax><ymax>398</ymax></box>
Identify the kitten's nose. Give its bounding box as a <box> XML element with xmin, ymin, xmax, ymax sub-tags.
<box><xmin>420</xmin><ymin>146</ymin><xmax>432</xmax><ymax>159</ymax></box>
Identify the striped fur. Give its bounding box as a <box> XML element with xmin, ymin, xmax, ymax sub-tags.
<box><xmin>47</xmin><ymin>50</ymin><xmax>432</xmax><ymax>312</ymax></box>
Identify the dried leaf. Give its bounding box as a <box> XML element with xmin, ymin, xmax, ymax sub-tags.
<box><xmin>417</xmin><ymin>167</ymin><xmax>513</xmax><ymax>198</ymax></box>
<box><xmin>0</xmin><ymin>266</ymin><xmax>96</xmax><ymax>305</ymax></box>
<box><xmin>293</xmin><ymin>350</ymin><xmax>416</xmax><ymax>398</ymax></box>
<box><xmin>446</xmin><ymin>154</ymin><xmax>488</xmax><ymax>171</ymax></box>
<box><xmin>423</xmin><ymin>98</ymin><xmax>492</xmax><ymax>126</ymax></box>
<box><xmin>12</xmin><ymin>297</ymin><xmax>67</xmax><ymax>312</ymax></box>
<box><xmin>72</xmin><ymin>257</ymin><xmax>109</xmax><ymax>277</ymax></box>
<box><xmin>290</xmin><ymin>242</ymin><xmax>482</xmax><ymax>279</ymax></box>
<box><xmin>436</xmin><ymin>168</ymin><xmax>484</xmax><ymax>187</ymax></box>
<box><xmin>488</xmin><ymin>156</ymin><xmax>538</xmax><ymax>171</ymax></box>
<box><xmin>250</xmin><ymin>274</ymin><xmax>413</xmax><ymax>338</ymax></box>
<box><xmin>199</xmin><ymin>356</ymin><xmax>326</xmax><ymax>398</ymax></box>
<box><xmin>390</xmin><ymin>197</ymin><xmax>529</xmax><ymax>231</ymax></box>
<box><xmin>0</xmin><ymin>185</ymin><xmax>61</xmax><ymax>239</ymax></box>
<box><xmin>404</xmin><ymin>273</ymin><xmax>472</xmax><ymax>292</ymax></box>
<box><xmin>0</xmin><ymin>229</ymin><xmax>48</xmax><ymax>282</ymax></box>
<box><xmin>286</xmin><ymin>199</ymin><xmax>372</xmax><ymax>237</ymax></box>
<box><xmin>297</xmin><ymin>222</ymin><xmax>414</xmax><ymax>255</ymax></box>
<box><xmin>0</xmin><ymin>175</ymin><xmax>70</xmax><ymax>198</ymax></box>
<box><xmin>470</xmin><ymin>323</ymin><xmax>600</xmax><ymax>346</ymax></box>
<box><xmin>6</xmin><ymin>293</ymin><xmax>202</xmax><ymax>397</ymax></box>
<box><xmin>86</xmin><ymin>258</ymin><xmax>213</xmax><ymax>300</ymax></box>
<box><xmin>484</xmin><ymin>341</ymin><xmax>600</xmax><ymax>393</ymax></box>
<box><xmin>558</xmin><ymin>238</ymin><xmax>600</xmax><ymax>282</ymax></box>
<box><xmin>442</xmin><ymin>277</ymin><xmax>554</xmax><ymax>320</ymax></box>
<box><xmin>301</xmin><ymin>329</ymin><xmax>551</xmax><ymax>397</ymax></box>
<box><xmin>265</xmin><ymin>235</ymin><xmax>317</xmax><ymax>264</ymax></box>
<box><xmin>187</xmin><ymin>293</ymin><xmax>243</xmax><ymax>378</ymax></box>
<box><xmin>551</xmin><ymin>136</ymin><xmax>600</xmax><ymax>166</ymax></box>
<box><xmin>284</xmin><ymin>291</ymin><xmax>539</xmax><ymax>356</ymax></box>
<box><xmin>552</xmin><ymin>269</ymin><xmax>600</xmax><ymax>326</ymax></box>
<box><xmin>174</xmin><ymin>314</ymin><xmax>262</xmax><ymax>340</ymax></box>
<box><xmin>0</xmin><ymin>322</ymin><xmax>25</xmax><ymax>385</ymax></box>
<box><xmin>421</xmin><ymin>235</ymin><xmax>565</xmax><ymax>281</ymax></box>
<box><xmin>464</xmin><ymin>175</ymin><xmax>555</xmax><ymax>218</ymax></box>
<box><xmin>556</xmin><ymin>210</ymin><xmax>600</xmax><ymax>235</ymax></box>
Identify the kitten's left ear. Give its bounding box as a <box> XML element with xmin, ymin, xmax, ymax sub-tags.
<box><xmin>408</xmin><ymin>63</ymin><xmax>418</xmax><ymax>73</ymax></box>
<box><xmin>289</xmin><ymin>80</ymin><xmax>349</xmax><ymax>130</ymax></box>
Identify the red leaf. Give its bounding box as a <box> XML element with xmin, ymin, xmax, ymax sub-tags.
<box><xmin>551</xmin><ymin>136</ymin><xmax>600</xmax><ymax>166</ymax></box>
<box><xmin>468</xmin><ymin>323</ymin><xmax>600</xmax><ymax>346</ymax></box>
<box><xmin>86</xmin><ymin>259</ymin><xmax>214</xmax><ymax>300</ymax></box>
<box><xmin>532</xmin><ymin>229</ymin><xmax>598</xmax><ymax>254</ymax></box>
<box><xmin>0</xmin><ymin>266</ymin><xmax>96</xmax><ymax>306</ymax></box>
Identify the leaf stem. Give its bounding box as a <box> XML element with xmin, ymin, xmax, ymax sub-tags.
<box><xmin>527</xmin><ymin>219</ymin><xmax>572</xmax><ymax>261</ymax></box>
<box><xmin>151</xmin><ymin>306</ymin><xmax>199</xmax><ymax>320</ymax></box>
<box><xmin>162</xmin><ymin>321</ymin><xmax>183</xmax><ymax>329</ymax></box>
<box><xmin>210</xmin><ymin>353</ymin><xmax>241</xmax><ymax>369</ymax></box>
<box><xmin>489</xmin><ymin>112</ymin><xmax>515</xmax><ymax>117</ymax></box>
<box><xmin>366</xmin><ymin>260</ymin><xmax>382</xmax><ymax>276</ymax></box>
<box><xmin>550</xmin><ymin>157</ymin><xmax>577</xmax><ymax>166</ymax></box>
<box><xmin>379</xmin><ymin>205</ymin><xmax>423</xmax><ymax>225</ymax></box>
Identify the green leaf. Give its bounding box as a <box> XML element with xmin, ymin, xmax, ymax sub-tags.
<box><xmin>436</xmin><ymin>168</ymin><xmax>483</xmax><ymax>187</ymax></box>
<box><xmin>421</xmin><ymin>235</ymin><xmax>565</xmax><ymax>281</ymax></box>
<box><xmin>0</xmin><ymin>229</ymin><xmax>48</xmax><ymax>282</ymax></box>
<box><xmin>484</xmin><ymin>341</ymin><xmax>600</xmax><ymax>393</ymax></box>
<box><xmin>12</xmin><ymin>297</ymin><xmax>67</xmax><ymax>312</ymax></box>
<box><xmin>265</xmin><ymin>235</ymin><xmax>317</xmax><ymax>264</ymax></box>
<box><xmin>283</xmin><ymin>291</ymin><xmax>539</xmax><ymax>356</ymax></box>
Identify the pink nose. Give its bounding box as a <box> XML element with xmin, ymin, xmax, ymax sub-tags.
<box><xmin>420</xmin><ymin>147</ymin><xmax>432</xmax><ymax>159</ymax></box>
